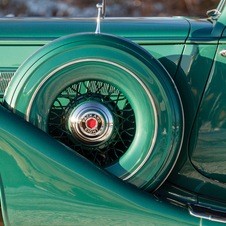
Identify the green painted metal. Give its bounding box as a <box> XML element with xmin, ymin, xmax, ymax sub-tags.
<box><xmin>0</xmin><ymin>46</ymin><xmax>41</xmax><ymax>68</ymax></box>
<box><xmin>185</xmin><ymin>19</ymin><xmax>225</xmax><ymax>44</ymax></box>
<box><xmin>216</xmin><ymin>1</ymin><xmax>226</xmax><ymax>37</ymax></box>
<box><xmin>185</xmin><ymin>1</ymin><xmax>226</xmax><ymax>44</ymax></box>
<box><xmin>1</xmin><ymin>2</ymin><xmax>226</xmax><ymax>224</ymax></box>
<box><xmin>168</xmin><ymin>155</ymin><xmax>226</xmax><ymax>202</ymax></box>
<box><xmin>142</xmin><ymin>44</ymin><xmax>184</xmax><ymax>78</ymax></box>
<box><xmin>202</xmin><ymin>219</ymin><xmax>224</xmax><ymax>226</ymax></box>
<box><xmin>156</xmin><ymin>183</ymin><xmax>226</xmax><ymax>225</ymax></box>
<box><xmin>167</xmin><ymin>43</ymin><xmax>226</xmax><ymax>201</ymax></box>
<box><xmin>156</xmin><ymin>183</ymin><xmax>198</xmax><ymax>205</ymax></box>
<box><xmin>0</xmin><ymin>44</ymin><xmax>184</xmax><ymax>78</ymax></box>
<box><xmin>198</xmin><ymin>197</ymin><xmax>226</xmax><ymax>213</ymax></box>
<box><xmin>0</xmin><ymin>17</ymin><xmax>189</xmax><ymax>44</ymax></box>
<box><xmin>174</xmin><ymin>44</ymin><xmax>217</xmax><ymax>126</ymax></box>
<box><xmin>189</xmin><ymin>44</ymin><xmax>226</xmax><ymax>184</ymax></box>
<box><xmin>219</xmin><ymin>35</ymin><xmax>226</xmax><ymax>43</ymax></box>
<box><xmin>0</xmin><ymin>105</ymin><xmax>200</xmax><ymax>226</ymax></box>
<box><xmin>165</xmin><ymin>1</ymin><xmax>226</xmax><ymax>204</ymax></box>
<box><xmin>157</xmin><ymin>182</ymin><xmax>226</xmax><ymax>212</ymax></box>
<box><xmin>4</xmin><ymin>33</ymin><xmax>184</xmax><ymax>192</ymax></box>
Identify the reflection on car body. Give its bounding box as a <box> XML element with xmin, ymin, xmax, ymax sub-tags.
<box><xmin>1</xmin><ymin>0</ymin><xmax>226</xmax><ymax>225</ymax></box>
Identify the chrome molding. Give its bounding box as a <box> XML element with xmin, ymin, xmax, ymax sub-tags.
<box><xmin>206</xmin><ymin>9</ymin><xmax>221</xmax><ymax>20</ymax></box>
<box><xmin>188</xmin><ymin>204</ymin><xmax>226</xmax><ymax>223</ymax></box>
<box><xmin>95</xmin><ymin>0</ymin><xmax>106</xmax><ymax>34</ymax></box>
<box><xmin>26</xmin><ymin>59</ymin><xmax>158</xmax><ymax>181</ymax></box>
<box><xmin>69</xmin><ymin>102</ymin><xmax>114</xmax><ymax>145</ymax></box>
<box><xmin>220</xmin><ymin>49</ymin><xmax>226</xmax><ymax>57</ymax></box>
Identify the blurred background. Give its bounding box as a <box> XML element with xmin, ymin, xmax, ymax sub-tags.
<box><xmin>0</xmin><ymin>0</ymin><xmax>220</xmax><ymax>18</ymax></box>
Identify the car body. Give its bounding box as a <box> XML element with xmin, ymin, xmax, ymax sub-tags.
<box><xmin>1</xmin><ymin>0</ymin><xmax>226</xmax><ymax>225</ymax></box>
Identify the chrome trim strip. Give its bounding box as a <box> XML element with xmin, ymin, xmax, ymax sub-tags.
<box><xmin>0</xmin><ymin>69</ymin><xmax>17</xmax><ymax>72</ymax></box>
<box><xmin>220</xmin><ymin>49</ymin><xmax>226</xmax><ymax>57</ymax></box>
<box><xmin>0</xmin><ymin>38</ymin><xmax>186</xmax><ymax>45</ymax></box>
<box><xmin>188</xmin><ymin>204</ymin><xmax>226</xmax><ymax>223</ymax></box>
<box><xmin>0</xmin><ymin>17</ymin><xmax>188</xmax><ymax>21</ymax></box>
<box><xmin>26</xmin><ymin>59</ymin><xmax>158</xmax><ymax>181</ymax></box>
<box><xmin>95</xmin><ymin>3</ymin><xmax>103</xmax><ymax>34</ymax></box>
<box><xmin>69</xmin><ymin>102</ymin><xmax>114</xmax><ymax>145</ymax></box>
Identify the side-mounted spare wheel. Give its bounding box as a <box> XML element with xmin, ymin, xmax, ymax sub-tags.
<box><xmin>3</xmin><ymin>33</ymin><xmax>184</xmax><ymax>192</ymax></box>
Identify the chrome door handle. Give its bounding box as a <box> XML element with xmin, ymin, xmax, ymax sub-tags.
<box><xmin>220</xmin><ymin>49</ymin><xmax>226</xmax><ymax>57</ymax></box>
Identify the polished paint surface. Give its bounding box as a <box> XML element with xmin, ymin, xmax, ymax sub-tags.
<box><xmin>0</xmin><ymin>46</ymin><xmax>41</xmax><ymax>69</ymax></box>
<box><xmin>3</xmin><ymin>33</ymin><xmax>184</xmax><ymax>192</ymax></box>
<box><xmin>0</xmin><ymin>44</ymin><xmax>184</xmax><ymax>78</ymax></box>
<box><xmin>185</xmin><ymin>19</ymin><xmax>222</xmax><ymax>44</ymax></box>
<box><xmin>0</xmin><ymin>105</ymin><xmax>199</xmax><ymax>226</ymax></box>
<box><xmin>172</xmin><ymin>43</ymin><xmax>218</xmax><ymax>160</ymax></box>
<box><xmin>142</xmin><ymin>44</ymin><xmax>184</xmax><ymax>78</ymax></box>
<box><xmin>0</xmin><ymin>1</ymin><xmax>226</xmax><ymax>225</ymax></box>
<box><xmin>168</xmin><ymin>44</ymin><xmax>226</xmax><ymax>203</ymax></box>
<box><xmin>166</xmin><ymin>15</ymin><xmax>226</xmax><ymax>200</ymax></box>
<box><xmin>156</xmin><ymin>183</ymin><xmax>226</xmax><ymax>226</ymax></box>
<box><xmin>157</xmin><ymin>182</ymin><xmax>226</xmax><ymax>211</ymax></box>
<box><xmin>189</xmin><ymin>44</ymin><xmax>226</xmax><ymax>183</ymax></box>
<box><xmin>0</xmin><ymin>17</ymin><xmax>189</xmax><ymax>44</ymax></box>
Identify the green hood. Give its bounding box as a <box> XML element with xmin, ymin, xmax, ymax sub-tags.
<box><xmin>0</xmin><ymin>17</ymin><xmax>189</xmax><ymax>44</ymax></box>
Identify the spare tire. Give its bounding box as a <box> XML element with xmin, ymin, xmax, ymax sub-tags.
<box><xmin>3</xmin><ymin>33</ymin><xmax>184</xmax><ymax>192</ymax></box>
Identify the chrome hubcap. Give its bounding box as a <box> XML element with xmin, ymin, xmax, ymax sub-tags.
<box><xmin>48</xmin><ymin>80</ymin><xmax>136</xmax><ymax>166</ymax></box>
<box><xmin>68</xmin><ymin>102</ymin><xmax>114</xmax><ymax>146</ymax></box>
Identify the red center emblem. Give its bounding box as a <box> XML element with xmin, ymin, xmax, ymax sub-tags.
<box><xmin>87</xmin><ymin>118</ymin><xmax>97</xmax><ymax>129</ymax></box>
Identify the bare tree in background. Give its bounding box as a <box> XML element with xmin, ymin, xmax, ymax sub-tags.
<box><xmin>0</xmin><ymin>0</ymin><xmax>220</xmax><ymax>17</ymax></box>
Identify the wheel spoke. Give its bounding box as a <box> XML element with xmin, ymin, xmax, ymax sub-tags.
<box><xmin>120</xmin><ymin>127</ymin><xmax>135</xmax><ymax>137</ymax></box>
<box><xmin>115</xmin><ymin>128</ymin><xmax>128</xmax><ymax>149</ymax></box>
<box><xmin>49</xmin><ymin>80</ymin><xmax>136</xmax><ymax>167</ymax></box>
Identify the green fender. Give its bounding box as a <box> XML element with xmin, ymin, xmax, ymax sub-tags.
<box><xmin>4</xmin><ymin>33</ymin><xmax>184</xmax><ymax>191</ymax></box>
<box><xmin>0</xmin><ymin>105</ymin><xmax>198</xmax><ymax>226</ymax></box>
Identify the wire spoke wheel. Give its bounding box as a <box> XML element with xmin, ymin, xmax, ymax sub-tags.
<box><xmin>48</xmin><ymin>80</ymin><xmax>136</xmax><ymax>166</ymax></box>
<box><xmin>4</xmin><ymin>33</ymin><xmax>184</xmax><ymax>191</ymax></box>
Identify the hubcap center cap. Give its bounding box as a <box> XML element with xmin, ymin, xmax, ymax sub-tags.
<box><xmin>68</xmin><ymin>102</ymin><xmax>114</xmax><ymax>146</ymax></box>
<box><xmin>87</xmin><ymin>118</ymin><xmax>97</xmax><ymax>129</ymax></box>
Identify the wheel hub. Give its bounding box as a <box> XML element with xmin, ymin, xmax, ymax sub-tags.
<box><xmin>87</xmin><ymin>118</ymin><xmax>97</xmax><ymax>129</ymax></box>
<box><xmin>48</xmin><ymin>80</ymin><xmax>136</xmax><ymax>166</ymax></box>
<box><xmin>68</xmin><ymin>102</ymin><xmax>114</xmax><ymax>146</ymax></box>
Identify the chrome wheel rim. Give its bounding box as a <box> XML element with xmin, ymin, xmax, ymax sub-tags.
<box><xmin>48</xmin><ymin>80</ymin><xmax>136</xmax><ymax>166</ymax></box>
<box><xmin>68</xmin><ymin>102</ymin><xmax>114</xmax><ymax>145</ymax></box>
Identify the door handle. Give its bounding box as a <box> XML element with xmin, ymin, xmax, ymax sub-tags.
<box><xmin>220</xmin><ymin>49</ymin><xmax>226</xmax><ymax>57</ymax></box>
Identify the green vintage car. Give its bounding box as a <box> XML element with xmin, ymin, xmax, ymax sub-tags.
<box><xmin>1</xmin><ymin>0</ymin><xmax>226</xmax><ymax>225</ymax></box>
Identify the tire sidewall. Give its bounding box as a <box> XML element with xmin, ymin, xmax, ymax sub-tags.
<box><xmin>4</xmin><ymin>33</ymin><xmax>184</xmax><ymax>191</ymax></box>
